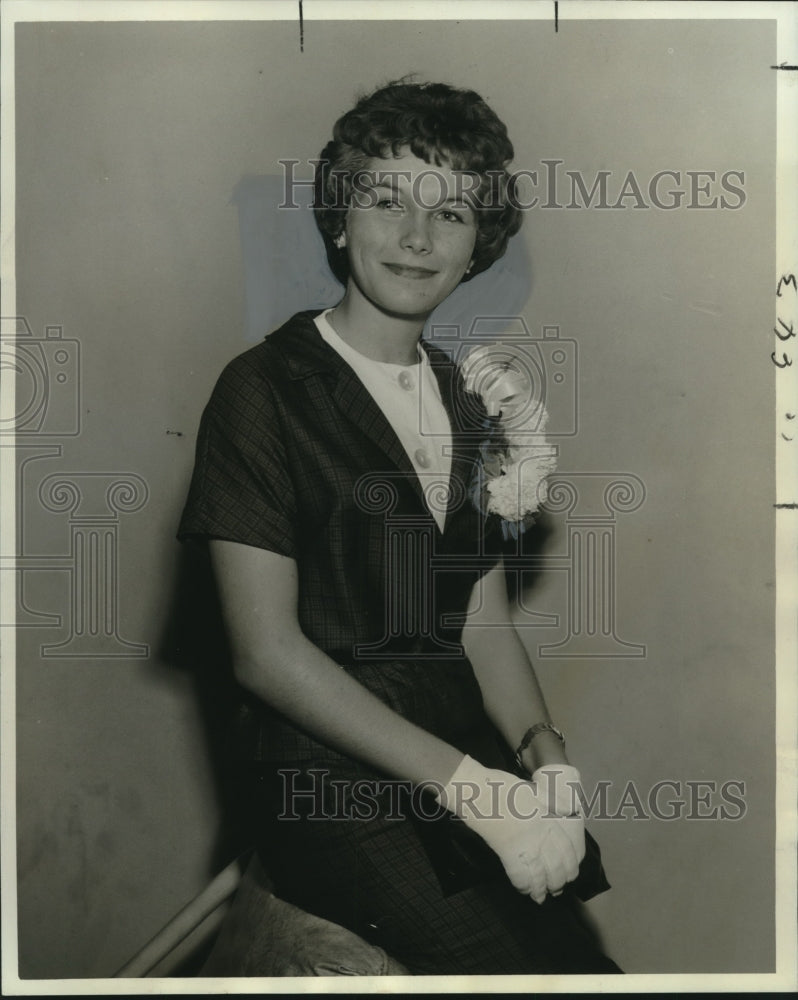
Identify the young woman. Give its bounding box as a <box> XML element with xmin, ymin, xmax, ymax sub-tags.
<box><xmin>179</xmin><ymin>80</ymin><xmax>620</xmax><ymax>975</ymax></box>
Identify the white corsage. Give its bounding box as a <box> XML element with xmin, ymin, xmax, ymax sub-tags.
<box><xmin>460</xmin><ymin>344</ymin><xmax>557</xmax><ymax>536</ymax></box>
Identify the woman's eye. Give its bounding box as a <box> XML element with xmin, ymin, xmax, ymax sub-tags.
<box><xmin>377</xmin><ymin>198</ymin><xmax>403</xmax><ymax>211</ymax></box>
<box><xmin>438</xmin><ymin>209</ymin><xmax>465</xmax><ymax>224</ymax></box>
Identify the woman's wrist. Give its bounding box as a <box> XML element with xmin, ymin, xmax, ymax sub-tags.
<box><xmin>519</xmin><ymin>729</ymin><xmax>570</xmax><ymax>773</ymax></box>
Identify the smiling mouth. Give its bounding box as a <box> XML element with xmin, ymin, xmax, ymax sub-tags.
<box><xmin>383</xmin><ymin>263</ymin><xmax>439</xmax><ymax>279</ymax></box>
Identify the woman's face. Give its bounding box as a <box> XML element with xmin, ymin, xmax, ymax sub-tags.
<box><xmin>342</xmin><ymin>149</ymin><xmax>478</xmax><ymax>321</ymax></box>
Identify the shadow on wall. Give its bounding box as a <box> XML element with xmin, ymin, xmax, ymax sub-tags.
<box><xmin>232</xmin><ymin>174</ymin><xmax>534</xmax><ymax>344</ymax></box>
<box><xmin>506</xmin><ymin>509</ymin><xmax>556</xmax><ymax>605</ymax></box>
<box><xmin>158</xmin><ymin>540</ymin><xmax>254</xmax><ymax>877</ymax></box>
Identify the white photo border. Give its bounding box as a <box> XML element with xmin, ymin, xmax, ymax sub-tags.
<box><xmin>1</xmin><ymin>0</ymin><xmax>795</xmax><ymax>994</ymax></box>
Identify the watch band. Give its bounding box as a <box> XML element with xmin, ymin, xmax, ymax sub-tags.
<box><xmin>514</xmin><ymin>722</ymin><xmax>566</xmax><ymax>773</ymax></box>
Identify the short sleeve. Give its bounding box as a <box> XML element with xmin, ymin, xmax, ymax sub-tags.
<box><xmin>177</xmin><ymin>354</ymin><xmax>297</xmax><ymax>558</ymax></box>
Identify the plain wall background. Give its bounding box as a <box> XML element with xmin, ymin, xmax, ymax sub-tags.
<box><xmin>12</xmin><ymin>16</ymin><xmax>776</xmax><ymax>978</ymax></box>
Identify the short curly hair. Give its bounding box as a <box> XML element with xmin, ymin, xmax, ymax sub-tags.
<box><xmin>313</xmin><ymin>79</ymin><xmax>523</xmax><ymax>285</ymax></box>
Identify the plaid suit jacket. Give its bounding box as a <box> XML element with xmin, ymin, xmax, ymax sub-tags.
<box><xmin>179</xmin><ymin>310</ymin><xmax>504</xmax><ymax>671</ymax></box>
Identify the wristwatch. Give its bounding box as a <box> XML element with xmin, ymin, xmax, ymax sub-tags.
<box><xmin>514</xmin><ymin>722</ymin><xmax>566</xmax><ymax>773</ymax></box>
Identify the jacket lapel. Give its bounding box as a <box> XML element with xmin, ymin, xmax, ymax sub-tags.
<box><xmin>422</xmin><ymin>341</ymin><xmax>483</xmax><ymax>533</ymax></box>
<box><xmin>330</xmin><ymin>363</ymin><xmax>425</xmax><ymax>491</ymax></box>
<box><xmin>275</xmin><ymin>312</ymin><xmax>431</xmax><ymax>514</ymax></box>
<box><xmin>273</xmin><ymin>312</ymin><xmax>484</xmax><ymax>534</ymax></box>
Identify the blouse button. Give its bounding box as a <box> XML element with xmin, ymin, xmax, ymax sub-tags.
<box><xmin>398</xmin><ymin>370</ymin><xmax>415</xmax><ymax>391</ymax></box>
<box><xmin>414</xmin><ymin>448</ymin><xmax>431</xmax><ymax>469</ymax></box>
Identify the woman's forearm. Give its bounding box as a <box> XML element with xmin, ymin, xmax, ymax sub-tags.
<box><xmin>462</xmin><ymin>563</ymin><xmax>570</xmax><ymax>772</ymax></box>
<box><xmin>209</xmin><ymin>538</ymin><xmax>462</xmax><ymax>788</ymax></box>
<box><xmin>462</xmin><ymin>622</ymin><xmax>569</xmax><ymax>771</ymax></box>
<box><xmin>233</xmin><ymin>634</ymin><xmax>463</xmax><ymax>788</ymax></box>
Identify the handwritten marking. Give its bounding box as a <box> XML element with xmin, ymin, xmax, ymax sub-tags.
<box><xmin>773</xmin><ymin>274</ymin><xmax>795</xmax><ymax>445</ymax></box>
<box><xmin>770</xmin><ymin>62</ymin><xmax>798</xmax><ymax>71</ymax></box>
<box><xmin>166</xmin><ymin>430</ymin><xmax>184</xmax><ymax>437</ymax></box>
<box><xmin>555</xmin><ymin>0</ymin><xmax>559</xmax><ymax>33</ymax></box>
<box><xmin>773</xmin><ymin>503</ymin><xmax>798</xmax><ymax>509</ymax></box>
<box><xmin>299</xmin><ymin>0</ymin><xmax>304</xmax><ymax>52</ymax></box>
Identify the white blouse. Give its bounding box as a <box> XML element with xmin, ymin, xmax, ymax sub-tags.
<box><xmin>314</xmin><ymin>309</ymin><xmax>453</xmax><ymax>532</ymax></box>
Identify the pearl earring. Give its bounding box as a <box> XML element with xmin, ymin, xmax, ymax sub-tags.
<box><xmin>335</xmin><ymin>234</ymin><xmax>346</xmax><ymax>249</ymax></box>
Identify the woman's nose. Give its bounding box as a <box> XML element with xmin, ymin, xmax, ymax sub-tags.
<box><xmin>400</xmin><ymin>213</ymin><xmax>432</xmax><ymax>254</ymax></box>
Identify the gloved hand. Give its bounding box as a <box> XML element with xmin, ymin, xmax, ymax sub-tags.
<box><xmin>530</xmin><ymin>764</ymin><xmax>585</xmax><ymax>895</ymax></box>
<box><xmin>437</xmin><ymin>755</ymin><xmax>581</xmax><ymax>903</ymax></box>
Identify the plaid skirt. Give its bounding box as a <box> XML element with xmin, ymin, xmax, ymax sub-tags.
<box><xmin>241</xmin><ymin>658</ymin><xmax>621</xmax><ymax>975</ymax></box>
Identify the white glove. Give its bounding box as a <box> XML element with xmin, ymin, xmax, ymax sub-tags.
<box><xmin>437</xmin><ymin>755</ymin><xmax>581</xmax><ymax>903</ymax></box>
<box><xmin>530</xmin><ymin>764</ymin><xmax>585</xmax><ymax>894</ymax></box>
